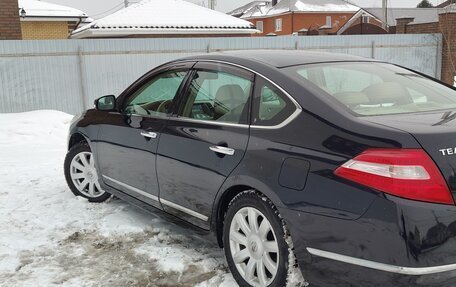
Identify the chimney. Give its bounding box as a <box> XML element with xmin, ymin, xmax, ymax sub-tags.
<box><xmin>395</xmin><ymin>17</ymin><xmax>414</xmax><ymax>34</ymax></box>
<box><xmin>272</xmin><ymin>0</ymin><xmax>278</xmax><ymax>6</ymax></box>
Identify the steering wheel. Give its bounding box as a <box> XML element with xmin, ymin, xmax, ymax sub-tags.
<box><xmin>157</xmin><ymin>100</ymin><xmax>172</xmax><ymax>114</ymax></box>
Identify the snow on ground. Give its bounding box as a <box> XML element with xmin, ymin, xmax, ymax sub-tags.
<box><xmin>0</xmin><ymin>110</ymin><xmax>305</xmax><ymax>287</ymax></box>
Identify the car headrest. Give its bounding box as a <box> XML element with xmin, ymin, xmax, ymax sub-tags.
<box><xmin>332</xmin><ymin>92</ymin><xmax>370</xmax><ymax>108</ymax></box>
<box><xmin>363</xmin><ymin>82</ymin><xmax>413</xmax><ymax>105</ymax></box>
<box><xmin>215</xmin><ymin>84</ymin><xmax>246</xmax><ymax>110</ymax></box>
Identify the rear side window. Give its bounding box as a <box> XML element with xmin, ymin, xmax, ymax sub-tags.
<box><xmin>259</xmin><ymin>85</ymin><xmax>287</xmax><ymax>121</ymax></box>
<box><xmin>252</xmin><ymin>77</ymin><xmax>296</xmax><ymax>126</ymax></box>
<box><xmin>283</xmin><ymin>62</ymin><xmax>456</xmax><ymax>116</ymax></box>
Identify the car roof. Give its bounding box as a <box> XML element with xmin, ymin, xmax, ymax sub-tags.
<box><xmin>186</xmin><ymin>50</ymin><xmax>373</xmax><ymax>68</ymax></box>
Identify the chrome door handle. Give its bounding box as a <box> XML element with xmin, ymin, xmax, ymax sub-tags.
<box><xmin>209</xmin><ymin>145</ymin><xmax>235</xmax><ymax>156</ymax></box>
<box><xmin>140</xmin><ymin>131</ymin><xmax>157</xmax><ymax>139</ymax></box>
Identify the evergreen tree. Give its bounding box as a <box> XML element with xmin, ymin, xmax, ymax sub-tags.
<box><xmin>417</xmin><ymin>0</ymin><xmax>434</xmax><ymax>8</ymax></box>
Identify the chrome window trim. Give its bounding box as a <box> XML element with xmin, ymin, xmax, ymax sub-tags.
<box><xmin>171</xmin><ymin>116</ymin><xmax>249</xmax><ymax>128</ymax></box>
<box><xmin>102</xmin><ymin>175</ymin><xmax>209</xmax><ymax>221</ymax></box>
<box><xmin>251</xmin><ymin>106</ymin><xmax>301</xmax><ymax>130</ymax></box>
<box><xmin>107</xmin><ymin>59</ymin><xmax>302</xmax><ymax>129</ymax></box>
<box><xmin>307</xmin><ymin>247</ymin><xmax>456</xmax><ymax>275</ymax></box>
<box><xmin>107</xmin><ymin>111</ymin><xmax>170</xmax><ymax>120</ymax></box>
<box><xmin>192</xmin><ymin>59</ymin><xmax>303</xmax><ymax>130</ymax></box>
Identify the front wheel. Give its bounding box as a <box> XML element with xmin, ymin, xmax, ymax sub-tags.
<box><xmin>224</xmin><ymin>191</ymin><xmax>290</xmax><ymax>287</ymax></box>
<box><xmin>64</xmin><ymin>142</ymin><xmax>110</xmax><ymax>202</ymax></box>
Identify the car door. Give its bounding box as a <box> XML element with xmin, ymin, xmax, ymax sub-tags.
<box><xmin>96</xmin><ymin>63</ymin><xmax>194</xmax><ymax>208</ymax></box>
<box><xmin>156</xmin><ymin>62</ymin><xmax>254</xmax><ymax>228</ymax></box>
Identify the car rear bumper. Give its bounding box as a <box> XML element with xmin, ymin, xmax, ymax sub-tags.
<box><xmin>299</xmin><ymin>252</ymin><xmax>456</xmax><ymax>287</ymax></box>
<box><xmin>306</xmin><ymin>247</ymin><xmax>456</xmax><ymax>275</ymax></box>
<box><xmin>279</xmin><ymin>195</ymin><xmax>456</xmax><ymax>287</ymax></box>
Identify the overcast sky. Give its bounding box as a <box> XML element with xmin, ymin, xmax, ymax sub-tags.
<box><xmin>44</xmin><ymin>0</ymin><xmax>445</xmax><ymax>19</ymax></box>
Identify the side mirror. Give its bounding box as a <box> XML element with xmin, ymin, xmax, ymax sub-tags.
<box><xmin>95</xmin><ymin>95</ymin><xmax>116</xmax><ymax>111</ymax></box>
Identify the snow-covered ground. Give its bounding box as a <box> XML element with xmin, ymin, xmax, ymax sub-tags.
<box><xmin>0</xmin><ymin>110</ymin><xmax>305</xmax><ymax>287</ymax></box>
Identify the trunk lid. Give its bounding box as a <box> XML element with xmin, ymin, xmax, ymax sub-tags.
<box><xmin>364</xmin><ymin>110</ymin><xmax>456</xmax><ymax>199</ymax></box>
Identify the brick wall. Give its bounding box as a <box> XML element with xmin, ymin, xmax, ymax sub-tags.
<box><xmin>396</xmin><ymin>17</ymin><xmax>415</xmax><ymax>34</ymax></box>
<box><xmin>249</xmin><ymin>12</ymin><xmax>355</xmax><ymax>36</ymax></box>
<box><xmin>398</xmin><ymin>11</ymin><xmax>456</xmax><ymax>85</ymax></box>
<box><xmin>0</xmin><ymin>0</ymin><xmax>22</xmax><ymax>40</ymax></box>
<box><xmin>21</xmin><ymin>21</ymin><xmax>70</xmax><ymax>40</ymax></box>
<box><xmin>293</xmin><ymin>12</ymin><xmax>354</xmax><ymax>34</ymax></box>
<box><xmin>438</xmin><ymin>12</ymin><xmax>456</xmax><ymax>85</ymax></box>
<box><xmin>403</xmin><ymin>22</ymin><xmax>440</xmax><ymax>34</ymax></box>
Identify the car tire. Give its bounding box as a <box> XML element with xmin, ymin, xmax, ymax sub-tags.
<box><xmin>223</xmin><ymin>191</ymin><xmax>291</xmax><ymax>287</ymax></box>
<box><xmin>64</xmin><ymin>142</ymin><xmax>110</xmax><ymax>203</ymax></box>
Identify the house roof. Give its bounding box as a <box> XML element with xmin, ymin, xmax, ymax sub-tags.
<box><xmin>365</xmin><ymin>8</ymin><xmax>440</xmax><ymax>26</ymax></box>
<box><xmin>270</xmin><ymin>0</ymin><xmax>359</xmax><ymax>14</ymax></box>
<box><xmin>437</xmin><ymin>0</ymin><xmax>455</xmax><ymax>8</ymax></box>
<box><xmin>227</xmin><ymin>1</ymin><xmax>271</xmax><ymax>17</ymax></box>
<box><xmin>71</xmin><ymin>0</ymin><xmax>258</xmax><ymax>39</ymax></box>
<box><xmin>240</xmin><ymin>4</ymin><xmax>272</xmax><ymax>18</ymax></box>
<box><xmin>18</xmin><ymin>0</ymin><xmax>88</xmax><ymax>19</ymax></box>
<box><xmin>443</xmin><ymin>3</ymin><xmax>456</xmax><ymax>12</ymax></box>
<box><xmin>242</xmin><ymin>0</ymin><xmax>360</xmax><ymax>18</ymax></box>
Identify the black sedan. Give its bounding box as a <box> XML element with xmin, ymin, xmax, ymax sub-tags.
<box><xmin>64</xmin><ymin>50</ymin><xmax>456</xmax><ymax>287</ymax></box>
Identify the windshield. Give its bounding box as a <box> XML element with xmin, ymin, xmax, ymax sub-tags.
<box><xmin>282</xmin><ymin>62</ymin><xmax>456</xmax><ymax>116</ymax></box>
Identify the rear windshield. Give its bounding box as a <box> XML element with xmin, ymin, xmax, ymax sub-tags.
<box><xmin>282</xmin><ymin>62</ymin><xmax>456</xmax><ymax>116</ymax></box>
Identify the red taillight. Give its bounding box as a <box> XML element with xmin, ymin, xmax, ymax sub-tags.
<box><xmin>334</xmin><ymin>149</ymin><xmax>454</xmax><ymax>205</ymax></box>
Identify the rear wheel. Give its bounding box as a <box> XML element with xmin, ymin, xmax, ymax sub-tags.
<box><xmin>64</xmin><ymin>142</ymin><xmax>110</xmax><ymax>202</ymax></box>
<box><xmin>223</xmin><ymin>191</ymin><xmax>290</xmax><ymax>287</ymax></box>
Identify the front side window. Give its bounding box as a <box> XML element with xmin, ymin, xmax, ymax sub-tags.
<box><xmin>253</xmin><ymin>77</ymin><xmax>296</xmax><ymax>126</ymax></box>
<box><xmin>123</xmin><ymin>70</ymin><xmax>187</xmax><ymax>116</ymax></box>
<box><xmin>180</xmin><ymin>70</ymin><xmax>253</xmax><ymax>124</ymax></box>
<box><xmin>283</xmin><ymin>62</ymin><xmax>456</xmax><ymax>116</ymax></box>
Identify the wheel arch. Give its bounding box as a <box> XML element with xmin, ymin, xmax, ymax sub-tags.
<box><xmin>68</xmin><ymin>132</ymin><xmax>90</xmax><ymax>150</ymax></box>
<box><xmin>212</xmin><ymin>175</ymin><xmax>286</xmax><ymax>248</ymax></box>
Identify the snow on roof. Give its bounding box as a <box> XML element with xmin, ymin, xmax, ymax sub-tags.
<box><xmin>442</xmin><ymin>3</ymin><xmax>456</xmax><ymax>13</ymax></box>
<box><xmin>240</xmin><ymin>0</ymin><xmax>360</xmax><ymax>18</ymax></box>
<box><xmin>83</xmin><ymin>17</ymin><xmax>94</xmax><ymax>24</ymax></box>
<box><xmin>228</xmin><ymin>1</ymin><xmax>271</xmax><ymax>17</ymax></box>
<box><xmin>365</xmin><ymin>8</ymin><xmax>440</xmax><ymax>26</ymax></box>
<box><xmin>18</xmin><ymin>0</ymin><xmax>88</xmax><ymax>19</ymax></box>
<box><xmin>438</xmin><ymin>0</ymin><xmax>456</xmax><ymax>8</ymax></box>
<box><xmin>336</xmin><ymin>8</ymin><xmax>383</xmax><ymax>34</ymax></box>
<box><xmin>241</xmin><ymin>3</ymin><xmax>272</xmax><ymax>19</ymax></box>
<box><xmin>71</xmin><ymin>0</ymin><xmax>258</xmax><ymax>39</ymax></box>
<box><xmin>267</xmin><ymin>0</ymin><xmax>359</xmax><ymax>15</ymax></box>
